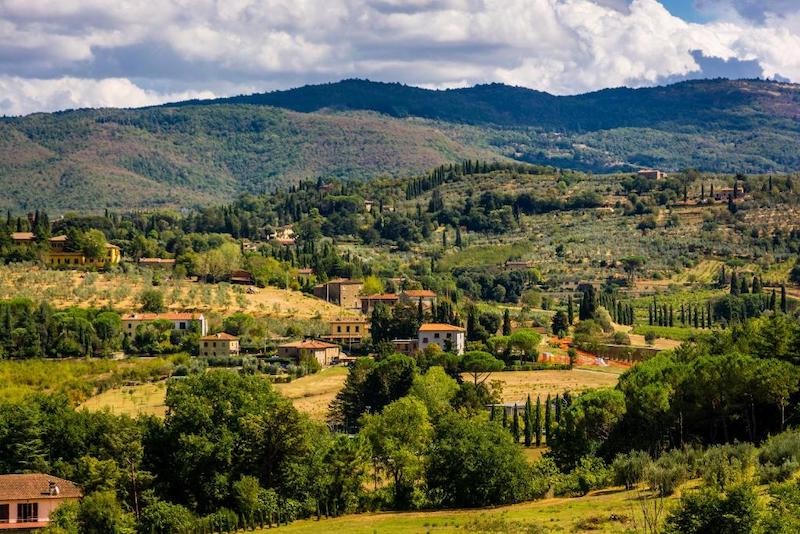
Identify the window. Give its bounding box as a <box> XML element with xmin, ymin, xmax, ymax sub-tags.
<box><xmin>179</xmin><ymin>322</ymin><xmax>186</xmax><ymax>330</ymax></box>
<box><xmin>128</xmin><ymin>324</ymin><xmax>132</xmax><ymax>329</ymax></box>
<box><xmin>423</xmin><ymin>337</ymin><xmax>429</xmax><ymax>343</ymax></box>
<box><xmin>355</xmin><ymin>326</ymin><xmax>360</xmax><ymax>332</ymax></box>
<box><xmin>17</xmin><ymin>503</ymin><xmax>38</xmax><ymax>523</ymax></box>
<box><xmin>346</xmin><ymin>325</ymin><xmax>351</xmax><ymax>333</ymax></box>
<box><xmin>204</xmin><ymin>342</ymin><xmax>208</xmax><ymax>347</ymax></box>
<box><xmin>0</xmin><ymin>504</ymin><xmax>8</xmax><ymax>523</ymax></box>
<box><xmin>337</xmin><ymin>326</ymin><xmax>341</xmax><ymax>333</ymax></box>
<box><xmin>446</xmin><ymin>333</ymin><xmax>452</xmax><ymax>338</ymax></box>
<box><xmin>434</xmin><ymin>333</ymin><xmax>440</xmax><ymax>339</ymax></box>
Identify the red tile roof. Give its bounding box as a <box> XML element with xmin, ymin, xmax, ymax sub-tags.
<box><xmin>10</xmin><ymin>232</ymin><xmax>35</xmax><ymax>241</ymax></box>
<box><xmin>279</xmin><ymin>340</ymin><xmax>339</xmax><ymax>349</ymax></box>
<box><xmin>360</xmin><ymin>293</ymin><xmax>399</xmax><ymax>300</ymax></box>
<box><xmin>0</xmin><ymin>474</ymin><xmax>81</xmax><ymax>501</ymax></box>
<box><xmin>402</xmin><ymin>290</ymin><xmax>436</xmax><ymax>298</ymax></box>
<box><xmin>122</xmin><ymin>313</ymin><xmax>203</xmax><ymax>321</ymax></box>
<box><xmin>418</xmin><ymin>323</ymin><xmax>465</xmax><ymax>332</ymax></box>
<box><xmin>201</xmin><ymin>332</ymin><xmax>239</xmax><ymax>341</ymax></box>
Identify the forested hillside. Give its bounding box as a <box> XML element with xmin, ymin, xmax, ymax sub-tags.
<box><xmin>0</xmin><ymin>105</ymin><xmax>498</xmax><ymax>212</ymax></box>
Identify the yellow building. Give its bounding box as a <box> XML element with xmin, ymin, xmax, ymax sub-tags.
<box><xmin>45</xmin><ymin>235</ymin><xmax>121</xmax><ymax>267</ymax></box>
<box><xmin>199</xmin><ymin>333</ymin><xmax>240</xmax><ymax>357</ymax></box>
<box><xmin>322</xmin><ymin>317</ymin><xmax>370</xmax><ymax>347</ymax></box>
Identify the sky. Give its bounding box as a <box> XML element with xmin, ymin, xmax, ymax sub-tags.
<box><xmin>2</xmin><ymin>0</ymin><xmax>800</xmax><ymax>115</ymax></box>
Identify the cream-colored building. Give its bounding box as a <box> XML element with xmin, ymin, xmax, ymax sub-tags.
<box><xmin>277</xmin><ymin>340</ymin><xmax>341</xmax><ymax>366</ymax></box>
<box><xmin>122</xmin><ymin>312</ymin><xmax>208</xmax><ymax>337</ymax></box>
<box><xmin>0</xmin><ymin>474</ymin><xmax>81</xmax><ymax>528</ymax></box>
<box><xmin>200</xmin><ymin>333</ymin><xmax>240</xmax><ymax>357</ymax></box>
<box><xmin>417</xmin><ymin>323</ymin><xmax>466</xmax><ymax>355</ymax></box>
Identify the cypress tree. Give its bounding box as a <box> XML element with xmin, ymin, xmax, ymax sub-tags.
<box><xmin>512</xmin><ymin>404</ymin><xmax>520</xmax><ymax>443</ymax></box>
<box><xmin>740</xmin><ymin>276</ymin><xmax>749</xmax><ymax>294</ymax></box>
<box><xmin>770</xmin><ymin>289</ymin><xmax>777</xmax><ymax>312</ymax></box>
<box><xmin>523</xmin><ymin>395</ymin><xmax>532</xmax><ymax>447</ymax></box>
<box><xmin>544</xmin><ymin>393</ymin><xmax>552</xmax><ymax>443</ymax></box>
<box><xmin>781</xmin><ymin>284</ymin><xmax>788</xmax><ymax>313</ymax></box>
<box><xmin>490</xmin><ymin>405</ymin><xmax>496</xmax><ymax>422</ymax></box>
<box><xmin>707</xmin><ymin>301</ymin><xmax>713</xmax><ymax>327</ymax></box>
<box><xmin>534</xmin><ymin>396</ymin><xmax>542</xmax><ymax>447</ymax></box>
<box><xmin>680</xmin><ymin>303</ymin><xmax>686</xmax><ymax>325</ymax></box>
<box><xmin>730</xmin><ymin>271</ymin><xmax>740</xmax><ymax>296</ymax></box>
<box><xmin>502</xmin><ymin>406</ymin><xmax>508</xmax><ymax>428</ymax></box>
<box><xmin>503</xmin><ymin>309</ymin><xmax>512</xmax><ymax>336</ymax></box>
<box><xmin>669</xmin><ymin>305</ymin><xmax>674</xmax><ymax>327</ymax></box>
<box><xmin>455</xmin><ymin>226</ymin><xmax>462</xmax><ymax>248</ymax></box>
<box><xmin>752</xmin><ymin>275</ymin><xmax>762</xmax><ymax>294</ymax></box>
<box><xmin>555</xmin><ymin>393</ymin><xmax>562</xmax><ymax>424</ymax></box>
<box><xmin>567</xmin><ymin>295</ymin><xmax>574</xmax><ymax>325</ymax></box>
<box><xmin>693</xmin><ymin>306</ymin><xmax>699</xmax><ymax>328</ymax></box>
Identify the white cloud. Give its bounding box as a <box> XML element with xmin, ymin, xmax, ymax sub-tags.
<box><xmin>0</xmin><ymin>76</ymin><xmax>215</xmax><ymax>116</ymax></box>
<box><xmin>0</xmin><ymin>0</ymin><xmax>799</xmax><ymax>114</ymax></box>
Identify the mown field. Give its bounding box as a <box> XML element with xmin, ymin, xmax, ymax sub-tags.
<box><xmin>80</xmin><ymin>381</ymin><xmax>169</xmax><ymax>417</ymax></box>
<box><xmin>264</xmin><ymin>484</ymin><xmax>679</xmax><ymax>534</ymax></box>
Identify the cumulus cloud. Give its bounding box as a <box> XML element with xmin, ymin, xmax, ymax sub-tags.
<box><xmin>0</xmin><ymin>0</ymin><xmax>799</xmax><ymax>114</ymax></box>
<box><xmin>0</xmin><ymin>76</ymin><xmax>215</xmax><ymax>115</ymax></box>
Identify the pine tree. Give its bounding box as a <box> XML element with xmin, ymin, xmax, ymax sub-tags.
<box><xmin>503</xmin><ymin>309</ymin><xmax>511</xmax><ymax>336</ymax></box>
<box><xmin>534</xmin><ymin>396</ymin><xmax>542</xmax><ymax>447</ymax></box>
<box><xmin>523</xmin><ymin>395</ymin><xmax>533</xmax><ymax>447</ymax></box>
<box><xmin>544</xmin><ymin>393</ymin><xmax>552</xmax><ymax>443</ymax></box>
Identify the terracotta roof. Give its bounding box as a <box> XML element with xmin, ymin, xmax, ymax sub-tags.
<box><xmin>49</xmin><ymin>235</ymin><xmax>68</xmax><ymax>242</ymax></box>
<box><xmin>418</xmin><ymin>323</ymin><xmax>465</xmax><ymax>332</ymax></box>
<box><xmin>122</xmin><ymin>313</ymin><xmax>203</xmax><ymax>321</ymax></box>
<box><xmin>10</xmin><ymin>232</ymin><xmax>35</xmax><ymax>241</ymax></box>
<box><xmin>361</xmin><ymin>293</ymin><xmax>399</xmax><ymax>300</ymax></box>
<box><xmin>279</xmin><ymin>340</ymin><xmax>338</xmax><ymax>349</ymax></box>
<box><xmin>139</xmin><ymin>258</ymin><xmax>175</xmax><ymax>264</ymax></box>
<box><xmin>328</xmin><ymin>278</ymin><xmax>363</xmax><ymax>285</ymax></box>
<box><xmin>402</xmin><ymin>290</ymin><xmax>436</xmax><ymax>298</ymax></box>
<box><xmin>296</xmin><ymin>268</ymin><xmax>313</xmax><ymax>275</ymax></box>
<box><xmin>0</xmin><ymin>474</ymin><xmax>81</xmax><ymax>501</ymax></box>
<box><xmin>105</xmin><ymin>243</ymin><xmax>121</xmax><ymax>250</ymax></box>
<box><xmin>201</xmin><ymin>332</ymin><xmax>239</xmax><ymax>341</ymax></box>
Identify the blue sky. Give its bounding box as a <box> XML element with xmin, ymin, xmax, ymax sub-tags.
<box><xmin>0</xmin><ymin>0</ymin><xmax>799</xmax><ymax>115</ymax></box>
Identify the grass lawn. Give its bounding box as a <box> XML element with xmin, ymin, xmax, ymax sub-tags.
<box><xmin>273</xmin><ymin>366</ymin><xmax>350</xmax><ymax>421</ymax></box>
<box><xmin>80</xmin><ymin>381</ymin><xmax>169</xmax><ymax>417</ymax></box>
<box><xmin>263</xmin><ymin>485</ymin><xmax>676</xmax><ymax>533</ymax></box>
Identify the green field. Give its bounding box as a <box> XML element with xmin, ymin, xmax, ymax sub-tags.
<box><xmin>264</xmin><ymin>485</ymin><xmax>678</xmax><ymax>533</ymax></box>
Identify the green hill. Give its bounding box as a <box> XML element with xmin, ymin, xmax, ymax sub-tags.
<box><xmin>0</xmin><ymin>105</ymin><xmax>499</xmax><ymax>212</ymax></box>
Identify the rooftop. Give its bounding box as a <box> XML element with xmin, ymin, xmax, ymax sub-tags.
<box><xmin>201</xmin><ymin>332</ymin><xmax>239</xmax><ymax>341</ymax></box>
<box><xmin>138</xmin><ymin>258</ymin><xmax>176</xmax><ymax>264</ymax></box>
<box><xmin>279</xmin><ymin>339</ymin><xmax>339</xmax><ymax>349</ymax></box>
<box><xmin>419</xmin><ymin>323</ymin><xmax>465</xmax><ymax>332</ymax></box>
<box><xmin>361</xmin><ymin>293</ymin><xmax>399</xmax><ymax>300</ymax></box>
<box><xmin>122</xmin><ymin>312</ymin><xmax>203</xmax><ymax>321</ymax></box>
<box><xmin>402</xmin><ymin>289</ymin><xmax>436</xmax><ymax>298</ymax></box>
<box><xmin>10</xmin><ymin>232</ymin><xmax>34</xmax><ymax>241</ymax></box>
<box><xmin>0</xmin><ymin>473</ymin><xmax>81</xmax><ymax>501</ymax></box>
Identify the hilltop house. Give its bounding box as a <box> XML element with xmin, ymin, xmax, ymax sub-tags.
<box><xmin>361</xmin><ymin>289</ymin><xmax>437</xmax><ymax>314</ymax></box>
<box><xmin>637</xmin><ymin>169</ymin><xmax>666</xmax><ymax>180</ymax></box>
<box><xmin>0</xmin><ymin>474</ymin><xmax>81</xmax><ymax>529</ymax></box>
<box><xmin>10</xmin><ymin>232</ymin><xmax>36</xmax><ymax>246</ymax></box>
<box><xmin>322</xmin><ymin>317</ymin><xmax>370</xmax><ymax>347</ymax></box>
<box><xmin>313</xmin><ymin>279</ymin><xmax>363</xmax><ymax>311</ymax></box>
<box><xmin>277</xmin><ymin>340</ymin><xmax>341</xmax><ymax>366</ymax></box>
<box><xmin>199</xmin><ymin>332</ymin><xmax>240</xmax><ymax>357</ymax></box>
<box><xmin>122</xmin><ymin>312</ymin><xmax>208</xmax><ymax>337</ymax></box>
<box><xmin>417</xmin><ymin>323</ymin><xmax>466</xmax><ymax>355</ymax></box>
<box><xmin>45</xmin><ymin>235</ymin><xmax>121</xmax><ymax>267</ymax></box>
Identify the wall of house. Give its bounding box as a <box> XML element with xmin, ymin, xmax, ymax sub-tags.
<box><xmin>200</xmin><ymin>340</ymin><xmax>239</xmax><ymax>357</ymax></box>
<box><xmin>1</xmin><ymin>497</ymin><xmax>77</xmax><ymax>524</ymax></box>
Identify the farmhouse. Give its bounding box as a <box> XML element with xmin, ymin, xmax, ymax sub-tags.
<box><xmin>713</xmin><ymin>187</ymin><xmax>735</xmax><ymax>202</ymax></box>
<box><xmin>10</xmin><ymin>232</ymin><xmax>36</xmax><ymax>246</ymax></box>
<box><xmin>313</xmin><ymin>279</ymin><xmax>363</xmax><ymax>311</ymax></box>
<box><xmin>122</xmin><ymin>312</ymin><xmax>208</xmax><ymax>337</ymax></box>
<box><xmin>229</xmin><ymin>270</ymin><xmax>255</xmax><ymax>285</ymax></box>
<box><xmin>399</xmin><ymin>289</ymin><xmax>437</xmax><ymax>309</ymax></box>
<box><xmin>637</xmin><ymin>169</ymin><xmax>666</xmax><ymax>180</ymax></box>
<box><xmin>360</xmin><ymin>293</ymin><xmax>399</xmax><ymax>314</ymax></box>
<box><xmin>277</xmin><ymin>340</ymin><xmax>341</xmax><ymax>366</ymax></box>
<box><xmin>137</xmin><ymin>258</ymin><xmax>175</xmax><ymax>269</ymax></box>
<box><xmin>0</xmin><ymin>473</ymin><xmax>81</xmax><ymax>529</ymax></box>
<box><xmin>45</xmin><ymin>235</ymin><xmax>121</xmax><ymax>267</ymax></box>
<box><xmin>417</xmin><ymin>323</ymin><xmax>466</xmax><ymax>355</ymax></box>
<box><xmin>322</xmin><ymin>317</ymin><xmax>370</xmax><ymax>347</ymax></box>
<box><xmin>199</xmin><ymin>332</ymin><xmax>240</xmax><ymax>357</ymax></box>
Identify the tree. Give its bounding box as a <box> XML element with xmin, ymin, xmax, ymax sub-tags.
<box><xmin>361</xmin><ymin>275</ymin><xmax>383</xmax><ymax>296</ymax></box>
<box><xmin>138</xmin><ymin>289</ymin><xmax>165</xmax><ymax>313</ymax></box>
<box><xmin>77</xmin><ymin>491</ymin><xmax>135</xmax><ymax>534</ymax></box>
<box><xmin>534</xmin><ymin>395</ymin><xmax>542</xmax><ymax>447</ymax></box>
<box><xmin>567</xmin><ymin>295</ymin><xmax>574</xmax><ymax>325</ymax></box>
<box><xmin>137</xmin><ymin>498</ymin><xmax>195</xmax><ymax>534</ymax></box>
<box><xmin>730</xmin><ymin>271</ymin><xmax>740</xmax><ymax>296</ymax></box>
<box><xmin>552</xmin><ymin>311</ymin><xmax>569</xmax><ymax>338</ymax></box>
<box><xmin>461</xmin><ymin>351</ymin><xmax>504</xmax><ymax>385</ymax></box>
<box><xmin>502</xmin><ymin>309</ymin><xmax>511</xmax><ymax>336</ymax></box>
<box><xmin>781</xmin><ymin>284</ymin><xmax>788</xmax><ymax>313</ymax></box>
<box><xmin>361</xmin><ymin>397</ymin><xmax>432</xmax><ymax>508</ymax></box>
<box><xmin>544</xmin><ymin>393</ymin><xmax>552</xmax><ymax>443</ymax></box>
<box><xmin>81</xmin><ymin>229</ymin><xmax>108</xmax><ymax>260</ymax></box>
<box><xmin>523</xmin><ymin>395</ymin><xmax>533</xmax><ymax>447</ymax></box>
<box><xmin>408</xmin><ymin>366</ymin><xmax>459</xmax><ymax>421</ymax></box>
<box><xmin>426</xmin><ymin>414</ymin><xmax>533</xmax><ymax>507</ymax></box>
<box><xmin>511</xmin><ymin>404</ymin><xmax>520</xmax><ymax>443</ymax></box>
<box><xmin>621</xmin><ymin>256</ymin><xmax>646</xmax><ymax>284</ymax></box>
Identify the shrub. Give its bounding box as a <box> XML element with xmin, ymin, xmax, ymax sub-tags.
<box><xmin>758</xmin><ymin>429</ymin><xmax>800</xmax><ymax>483</ymax></box>
<box><xmin>558</xmin><ymin>456</ymin><xmax>611</xmax><ymax>496</ymax></box>
<box><xmin>645</xmin><ymin>450</ymin><xmax>689</xmax><ymax>496</ymax></box>
<box><xmin>139</xmin><ymin>288</ymin><xmax>165</xmax><ymax>313</ymax></box>
<box><xmin>664</xmin><ymin>484</ymin><xmax>761</xmax><ymax>534</ymax></box>
<box><xmin>701</xmin><ymin>443</ymin><xmax>755</xmax><ymax>491</ymax></box>
<box><xmin>611</xmin><ymin>450</ymin><xmax>651</xmax><ymax>490</ymax></box>
<box><xmin>612</xmin><ymin>331</ymin><xmax>631</xmax><ymax>345</ymax></box>
<box><xmin>643</xmin><ymin>330</ymin><xmax>657</xmax><ymax>345</ymax></box>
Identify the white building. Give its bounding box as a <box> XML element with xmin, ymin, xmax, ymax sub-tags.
<box><xmin>417</xmin><ymin>323</ymin><xmax>465</xmax><ymax>355</ymax></box>
<box><xmin>121</xmin><ymin>312</ymin><xmax>208</xmax><ymax>337</ymax></box>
